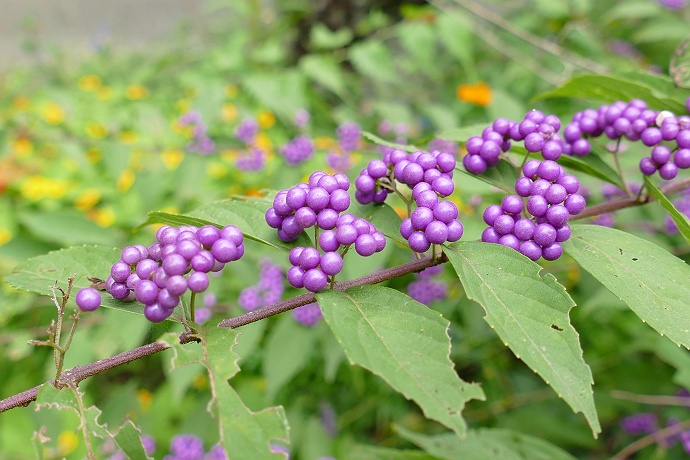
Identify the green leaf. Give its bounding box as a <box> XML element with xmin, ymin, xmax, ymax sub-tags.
<box><xmin>644</xmin><ymin>177</ymin><xmax>690</xmax><ymax>246</ymax></box>
<box><xmin>349</xmin><ymin>40</ymin><xmax>398</xmax><ymax>83</ymax></box>
<box><xmin>202</xmin><ymin>325</ymin><xmax>290</xmax><ymax>459</ymax></box>
<box><xmin>113</xmin><ymin>419</ymin><xmax>152</xmax><ymax>460</ymax></box>
<box><xmin>18</xmin><ymin>210</ymin><xmax>116</xmax><ymax>246</ymax></box>
<box><xmin>341</xmin><ymin>444</ymin><xmax>437</xmax><ymax>460</ymax></box>
<box><xmin>454</xmin><ymin>159</ymin><xmax>519</xmax><ymax>194</ymax></box>
<box><xmin>351</xmin><ymin>202</ymin><xmax>406</xmax><ymax>247</ymax></box>
<box><xmin>445</xmin><ymin>242</ymin><xmax>599</xmax><ymax>435</ymax></box>
<box><xmin>534</xmin><ymin>74</ymin><xmax>686</xmax><ymax>113</ymax></box>
<box><xmin>35</xmin><ymin>384</ymin><xmax>110</xmax><ymax>439</ymax></box>
<box><xmin>142</xmin><ymin>197</ymin><xmax>311</xmax><ymax>252</ymax></box>
<box><xmin>604</xmin><ymin>1</ymin><xmax>660</xmax><ymax>22</ymax></box>
<box><xmin>395</xmin><ymin>425</ymin><xmax>577</xmax><ymax>460</ymax></box>
<box><xmin>32</xmin><ymin>427</ymin><xmax>50</xmax><ymax>460</ymax></box>
<box><xmin>263</xmin><ymin>314</ymin><xmax>319</xmax><ymax>400</ymax></box>
<box><xmin>556</xmin><ymin>146</ymin><xmax>625</xmax><ymax>189</ymax></box>
<box><xmin>671</xmin><ymin>36</ymin><xmax>690</xmax><ymax>89</ymax></box>
<box><xmin>361</xmin><ymin>131</ymin><xmax>420</xmax><ymax>152</ymax></box>
<box><xmin>435</xmin><ymin>123</ymin><xmax>491</xmax><ymax>144</ymax></box>
<box><xmin>299</xmin><ymin>54</ymin><xmax>347</xmax><ymax>98</ymax></box>
<box><xmin>563</xmin><ymin>225</ymin><xmax>690</xmax><ymax>349</ymax></box>
<box><xmin>632</xmin><ymin>20</ymin><xmax>690</xmax><ymax>44</ymax></box>
<box><xmin>3</xmin><ymin>245</ymin><xmax>143</xmax><ymax>315</ymax></box>
<box><xmin>310</xmin><ymin>23</ymin><xmax>353</xmax><ymax>49</ymax></box>
<box><xmin>316</xmin><ymin>286</ymin><xmax>485</xmax><ymax>438</ymax></box>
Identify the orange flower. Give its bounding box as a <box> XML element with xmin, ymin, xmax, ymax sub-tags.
<box><xmin>456</xmin><ymin>81</ymin><xmax>493</xmax><ymax>107</ymax></box>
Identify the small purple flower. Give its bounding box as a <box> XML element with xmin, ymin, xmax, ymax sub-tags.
<box><xmin>327</xmin><ymin>150</ymin><xmax>352</xmax><ymax>173</ymax></box>
<box><xmin>292</xmin><ymin>302</ymin><xmax>323</xmax><ymax>327</ymax></box>
<box><xmin>657</xmin><ymin>0</ymin><xmax>687</xmax><ymax>10</ymax></box>
<box><xmin>621</xmin><ymin>413</ymin><xmax>658</xmax><ymax>436</ymax></box>
<box><xmin>238</xmin><ymin>260</ymin><xmax>284</xmax><ymax>311</ymax></box>
<box><xmin>281</xmin><ymin>135</ymin><xmax>315</xmax><ymax>165</ymax></box>
<box><xmin>294</xmin><ymin>109</ymin><xmax>310</xmax><ymax>129</ymax></box>
<box><xmin>236</xmin><ymin>148</ymin><xmax>266</xmax><ymax>171</ymax></box>
<box><xmin>143</xmin><ymin>435</ymin><xmax>157</xmax><ymax>455</ymax></box>
<box><xmin>235</xmin><ymin>118</ymin><xmax>259</xmax><ymax>144</ymax></box>
<box><xmin>336</xmin><ymin>121</ymin><xmax>361</xmax><ymax>153</ymax></box>
<box><xmin>203</xmin><ymin>444</ymin><xmax>227</xmax><ymax>460</ymax></box>
<box><xmin>168</xmin><ymin>434</ymin><xmax>205</xmax><ymax>460</ymax></box>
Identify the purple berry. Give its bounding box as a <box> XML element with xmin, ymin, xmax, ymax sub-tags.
<box><xmin>144</xmin><ymin>303</ymin><xmax>171</xmax><ymax>323</ymax></box>
<box><xmin>481</xmin><ymin>227</ymin><xmax>500</xmax><ymax>243</ymax></box>
<box><xmin>501</xmin><ymin>195</ymin><xmax>524</xmax><ymax>215</ymax></box>
<box><xmin>287</xmin><ymin>266</ymin><xmax>305</xmax><ymax>288</ymax></box>
<box><xmin>514</xmin><ymin>218</ymin><xmax>536</xmax><ymax>241</ymax></box>
<box><xmin>546</xmin><ymin>205</ymin><xmax>570</xmax><ymax>228</ymax></box>
<box><xmin>498</xmin><ymin>234</ymin><xmax>520</xmax><ymax>251</ymax></box>
<box><xmin>483</xmin><ymin>204</ymin><xmax>503</xmax><ymax>226</ymax></box>
<box><xmin>533</xmin><ymin>223</ymin><xmax>557</xmax><ymax>247</ymax></box>
<box><xmin>166</xmin><ymin>275</ymin><xmax>188</xmax><ymax>296</ymax></box>
<box><xmin>542</xmin><ymin>242</ymin><xmax>563</xmax><ymax>261</ymax></box>
<box><xmin>641</xmin><ymin>127</ymin><xmax>662</xmax><ymax>146</ymax></box>
<box><xmin>408</xmin><ymin>232</ymin><xmax>431</xmax><ymax>252</ymax></box>
<box><xmin>446</xmin><ymin>220</ymin><xmax>464</xmax><ymax>242</ymax></box>
<box><xmin>519</xmin><ymin>241</ymin><xmax>542</xmax><ymax>261</ymax></box>
<box><xmin>211</xmin><ymin>239</ymin><xmax>238</xmax><ymax>263</ymax></box>
<box><xmin>320</xmin><ymin>252</ymin><xmax>344</xmax><ymax>276</ymax></box>
<box><xmin>303</xmin><ymin>268</ymin><xmax>328</xmax><ymax>292</ymax></box>
<box><xmin>565</xmin><ymin>194</ymin><xmax>586</xmax><ymax>215</ymax></box>
<box><xmin>188</xmin><ymin>272</ymin><xmax>210</xmax><ymax>293</ymax></box>
<box><xmin>355</xmin><ymin>234</ymin><xmax>377</xmax><ymax>256</ymax></box>
<box><xmin>75</xmin><ymin>288</ymin><xmax>101</xmax><ymax>311</ymax></box>
<box><xmin>425</xmin><ymin>221</ymin><xmax>449</xmax><ymax>244</ymax></box>
<box><xmin>639</xmin><ymin>157</ymin><xmax>658</xmax><ymax>176</ymax></box>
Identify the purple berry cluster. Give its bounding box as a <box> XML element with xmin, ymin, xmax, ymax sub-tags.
<box><xmin>76</xmin><ymin>224</ymin><xmax>244</xmax><ymax>323</ymax></box>
<box><xmin>638</xmin><ymin>111</ymin><xmax>690</xmax><ymax>180</ymax></box>
<box><xmin>178</xmin><ymin>110</ymin><xmax>215</xmax><ymax>155</ymax></box>
<box><xmin>266</xmin><ymin>171</ymin><xmax>352</xmax><ymax>242</ymax></box>
<box><xmin>406</xmin><ymin>265</ymin><xmax>448</xmax><ymax>306</ymax></box>
<box><xmin>233</xmin><ymin>117</ymin><xmax>266</xmax><ymax>171</ymax></box>
<box><xmin>354</xmin><ymin>149</ymin><xmax>464</xmax><ymax>252</ymax></box>
<box><xmin>238</xmin><ymin>259</ymin><xmax>284</xmax><ymax>311</ymax></box>
<box><xmin>481</xmin><ymin>159</ymin><xmax>586</xmax><ymax>261</ymax></box>
<box><xmin>292</xmin><ymin>302</ymin><xmax>323</xmax><ymax>327</ymax></box>
<box><xmin>336</xmin><ymin>121</ymin><xmax>362</xmax><ymax>153</ymax></box>
<box><xmin>266</xmin><ymin>171</ymin><xmax>386</xmax><ymax>292</ymax></box>
<box><xmin>463</xmin><ymin>111</ymin><xmax>562</xmax><ymax>174</ymax></box>
<box><xmin>287</xmin><ymin>212</ymin><xmax>386</xmax><ymax>292</ymax></box>
<box><xmin>280</xmin><ymin>134</ymin><xmax>315</xmax><ymax>165</ymax></box>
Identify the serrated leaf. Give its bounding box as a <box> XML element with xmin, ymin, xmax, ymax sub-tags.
<box><xmin>316</xmin><ymin>286</ymin><xmax>485</xmax><ymax>438</ymax></box>
<box><xmin>454</xmin><ymin>159</ymin><xmax>519</xmax><ymax>194</ymax></box>
<box><xmin>644</xmin><ymin>177</ymin><xmax>690</xmax><ymax>246</ymax></box>
<box><xmin>563</xmin><ymin>224</ymin><xmax>690</xmax><ymax>348</ymax></box>
<box><xmin>4</xmin><ymin>245</ymin><xmax>143</xmax><ymax>315</ymax></box>
<box><xmin>445</xmin><ymin>242</ymin><xmax>599</xmax><ymax>435</ymax></box>
<box><xmin>32</xmin><ymin>426</ymin><xmax>50</xmax><ymax>460</ymax></box>
<box><xmin>113</xmin><ymin>419</ymin><xmax>151</xmax><ymax>460</ymax></box>
<box><xmin>395</xmin><ymin>425</ymin><xmax>577</xmax><ymax>460</ymax></box>
<box><xmin>534</xmin><ymin>74</ymin><xmax>686</xmax><ymax>113</ymax></box>
<box><xmin>142</xmin><ymin>197</ymin><xmax>311</xmax><ymax>252</ymax></box>
<box><xmin>263</xmin><ymin>314</ymin><xmax>318</xmax><ymax>400</ymax></box>
<box><xmin>361</xmin><ymin>131</ymin><xmax>420</xmax><ymax>152</ymax></box>
<box><xmin>35</xmin><ymin>384</ymin><xmax>110</xmax><ymax>439</ymax></box>
<box><xmin>201</xmin><ymin>325</ymin><xmax>290</xmax><ymax>459</ymax></box>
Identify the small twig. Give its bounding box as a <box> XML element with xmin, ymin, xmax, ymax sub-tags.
<box><xmin>611</xmin><ymin>390</ymin><xmax>690</xmax><ymax>407</ymax></box>
<box><xmin>612</xmin><ymin>418</ymin><xmax>690</xmax><ymax>460</ymax></box>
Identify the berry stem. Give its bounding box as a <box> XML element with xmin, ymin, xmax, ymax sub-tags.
<box><xmin>610</xmin><ymin>139</ymin><xmax>630</xmax><ymax>195</ymax></box>
<box><xmin>190</xmin><ymin>292</ymin><xmax>197</xmax><ymax>324</ymax></box>
<box><xmin>612</xmin><ymin>418</ymin><xmax>690</xmax><ymax>460</ymax></box>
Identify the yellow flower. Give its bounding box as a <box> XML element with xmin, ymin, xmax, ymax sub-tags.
<box><xmin>86</xmin><ymin>148</ymin><xmax>101</xmax><ymax>164</ymax></box>
<box><xmin>137</xmin><ymin>389</ymin><xmax>153</xmax><ymax>412</ymax></box>
<box><xmin>257</xmin><ymin>109</ymin><xmax>275</xmax><ymax>129</ymax></box>
<box><xmin>75</xmin><ymin>188</ymin><xmax>101</xmax><ymax>211</ymax></box>
<box><xmin>41</xmin><ymin>102</ymin><xmax>65</xmax><ymax>125</ymax></box>
<box><xmin>161</xmin><ymin>148</ymin><xmax>184</xmax><ymax>170</ymax></box>
<box><xmin>314</xmin><ymin>136</ymin><xmax>336</xmax><ymax>149</ymax></box>
<box><xmin>220</xmin><ymin>149</ymin><xmax>239</xmax><ymax>162</ymax></box>
<box><xmin>192</xmin><ymin>373</ymin><xmax>208</xmax><ymax>390</ymax></box>
<box><xmin>456</xmin><ymin>81</ymin><xmax>493</xmax><ymax>107</ymax></box>
<box><xmin>85</xmin><ymin>122</ymin><xmax>108</xmax><ymax>139</ymax></box>
<box><xmin>254</xmin><ymin>132</ymin><xmax>273</xmax><ymax>153</ymax></box>
<box><xmin>118</xmin><ymin>130</ymin><xmax>138</xmax><ymax>145</ymax></box>
<box><xmin>221</xmin><ymin>103</ymin><xmax>238</xmax><ymax>122</ymax></box>
<box><xmin>0</xmin><ymin>228</ymin><xmax>12</xmax><ymax>246</ymax></box>
<box><xmin>224</xmin><ymin>83</ymin><xmax>239</xmax><ymax>99</ymax></box>
<box><xmin>78</xmin><ymin>74</ymin><xmax>101</xmax><ymax>91</ymax></box>
<box><xmin>12</xmin><ymin>138</ymin><xmax>33</xmax><ymax>157</ymax></box>
<box><xmin>207</xmin><ymin>162</ymin><xmax>228</xmax><ymax>179</ymax></box>
<box><xmin>89</xmin><ymin>207</ymin><xmax>116</xmax><ymax>227</ymax></box>
<box><xmin>21</xmin><ymin>176</ymin><xmax>68</xmax><ymax>200</ymax></box>
<box><xmin>96</xmin><ymin>86</ymin><xmax>113</xmax><ymax>100</ymax></box>
<box><xmin>12</xmin><ymin>96</ymin><xmax>30</xmax><ymax>111</ymax></box>
<box><xmin>125</xmin><ymin>84</ymin><xmax>148</xmax><ymax>100</ymax></box>
<box><xmin>57</xmin><ymin>431</ymin><xmax>79</xmax><ymax>456</ymax></box>
<box><xmin>117</xmin><ymin>169</ymin><xmax>135</xmax><ymax>192</ymax></box>
<box><xmin>176</xmin><ymin>98</ymin><xmax>191</xmax><ymax>114</ymax></box>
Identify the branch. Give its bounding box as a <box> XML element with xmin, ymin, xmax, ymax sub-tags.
<box><xmin>2</xmin><ymin>176</ymin><xmax>689</xmax><ymax>414</ymax></box>
<box><xmin>1</xmin><ymin>255</ymin><xmax>442</xmax><ymax>413</ymax></box>
<box><xmin>612</xmin><ymin>418</ymin><xmax>690</xmax><ymax>460</ymax></box>
<box><xmin>572</xmin><ymin>177</ymin><xmax>690</xmax><ymax>221</ymax></box>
